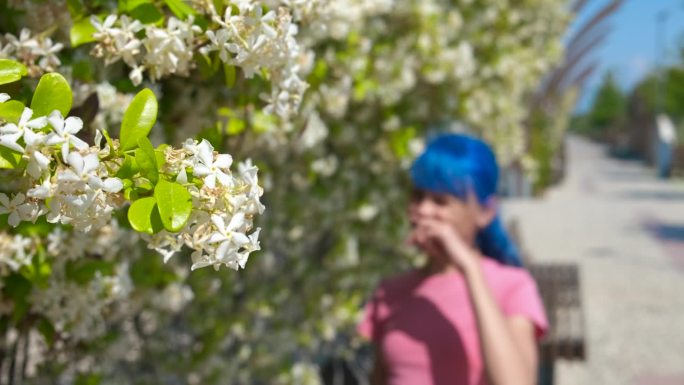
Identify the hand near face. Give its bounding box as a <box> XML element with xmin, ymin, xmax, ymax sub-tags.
<box><xmin>407</xmin><ymin>216</ymin><xmax>480</xmax><ymax>272</ymax></box>
<box><xmin>407</xmin><ymin>189</ymin><xmax>494</xmax><ymax>272</ymax></box>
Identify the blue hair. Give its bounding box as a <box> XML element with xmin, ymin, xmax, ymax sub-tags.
<box><xmin>410</xmin><ymin>133</ymin><xmax>522</xmax><ymax>267</ymax></box>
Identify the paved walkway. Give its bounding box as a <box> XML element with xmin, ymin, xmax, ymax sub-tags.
<box><xmin>503</xmin><ymin>135</ymin><xmax>684</xmax><ymax>385</ymax></box>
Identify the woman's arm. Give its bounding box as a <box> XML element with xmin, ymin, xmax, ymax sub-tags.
<box><xmin>412</xmin><ymin>218</ymin><xmax>538</xmax><ymax>385</ymax></box>
<box><xmin>462</xmin><ymin>262</ymin><xmax>538</xmax><ymax>385</ymax></box>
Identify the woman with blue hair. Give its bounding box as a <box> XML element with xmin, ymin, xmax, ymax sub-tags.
<box><xmin>358</xmin><ymin>133</ymin><xmax>547</xmax><ymax>385</ymax></box>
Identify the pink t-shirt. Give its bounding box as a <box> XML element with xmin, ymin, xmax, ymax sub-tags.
<box><xmin>357</xmin><ymin>258</ymin><xmax>548</xmax><ymax>385</ymax></box>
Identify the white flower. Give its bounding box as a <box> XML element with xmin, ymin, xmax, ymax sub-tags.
<box><xmin>0</xmin><ymin>193</ymin><xmax>30</xmax><ymax>227</ymax></box>
<box><xmin>201</xmin><ymin>29</ymin><xmax>231</xmax><ymax>62</ymax></box>
<box><xmin>193</xmin><ymin>140</ymin><xmax>233</xmax><ymax>189</ymax></box>
<box><xmin>46</xmin><ymin>111</ymin><xmax>88</xmax><ymax>162</ymax></box>
<box><xmin>58</xmin><ymin>152</ymin><xmax>123</xmax><ymax>193</ymax></box>
<box><xmin>0</xmin><ymin>130</ymin><xmax>23</xmax><ymax>153</ymax></box>
<box><xmin>58</xmin><ymin>152</ymin><xmax>100</xmax><ymax>185</ymax></box>
<box><xmin>0</xmin><ymin>93</ymin><xmax>9</xmax><ymax>103</ymax></box>
<box><xmin>208</xmin><ymin>213</ymin><xmax>250</xmax><ymax>258</ymax></box>
<box><xmin>0</xmin><ymin>107</ymin><xmax>48</xmax><ymax>153</ymax></box>
<box><xmin>27</xmin><ymin>179</ymin><xmax>53</xmax><ymax>199</ymax></box>
<box><xmin>26</xmin><ymin>150</ymin><xmax>50</xmax><ymax>179</ymax></box>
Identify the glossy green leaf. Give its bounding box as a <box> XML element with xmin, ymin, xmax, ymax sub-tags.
<box><xmin>30</xmin><ymin>73</ymin><xmax>73</xmax><ymax>117</ymax></box>
<box><xmin>154</xmin><ymin>180</ymin><xmax>192</xmax><ymax>232</ymax></box>
<box><xmin>70</xmin><ymin>17</ymin><xmax>97</xmax><ymax>47</ymax></box>
<box><xmin>134</xmin><ymin>137</ymin><xmax>159</xmax><ymax>184</ymax></box>
<box><xmin>130</xmin><ymin>3</ymin><xmax>164</xmax><ymax>24</ymax></box>
<box><xmin>128</xmin><ymin>196</ymin><xmax>164</xmax><ymax>234</ymax></box>
<box><xmin>0</xmin><ymin>100</ymin><xmax>25</xmax><ymax>124</ymax></box>
<box><xmin>116</xmin><ymin>154</ymin><xmax>140</xmax><ymax>179</ymax></box>
<box><xmin>119</xmin><ymin>0</ymin><xmax>153</xmax><ymax>11</ymax></box>
<box><xmin>120</xmin><ymin>88</ymin><xmax>158</xmax><ymax>151</ymax></box>
<box><xmin>0</xmin><ymin>59</ymin><xmax>27</xmax><ymax>85</ymax></box>
<box><xmin>163</xmin><ymin>0</ymin><xmax>196</xmax><ymax>19</ymax></box>
<box><xmin>0</xmin><ymin>147</ymin><xmax>21</xmax><ymax>169</ymax></box>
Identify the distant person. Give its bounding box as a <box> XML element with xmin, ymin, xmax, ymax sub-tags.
<box><xmin>358</xmin><ymin>134</ymin><xmax>547</xmax><ymax>385</ymax></box>
<box><xmin>656</xmin><ymin>114</ymin><xmax>677</xmax><ymax>179</ymax></box>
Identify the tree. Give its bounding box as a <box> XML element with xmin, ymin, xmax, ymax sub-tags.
<box><xmin>588</xmin><ymin>71</ymin><xmax>626</xmax><ymax>132</ymax></box>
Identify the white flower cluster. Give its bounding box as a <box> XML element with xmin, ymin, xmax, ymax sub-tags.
<box><xmin>144</xmin><ymin>139</ymin><xmax>264</xmax><ymax>271</ymax></box>
<box><xmin>203</xmin><ymin>3</ymin><xmax>308</xmax><ymax>120</ymax></box>
<box><xmin>91</xmin><ymin>15</ymin><xmax>202</xmax><ymax>86</ymax></box>
<box><xmin>0</xmin><ymin>106</ymin><xmax>124</xmax><ymax>232</ymax></box>
<box><xmin>90</xmin><ymin>5</ymin><xmax>308</xmax><ymax>121</ymax></box>
<box><xmin>0</xmin><ymin>28</ymin><xmax>64</xmax><ymax>77</ymax></box>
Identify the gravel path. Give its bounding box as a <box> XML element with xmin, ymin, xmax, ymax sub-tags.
<box><xmin>503</xmin><ymin>135</ymin><xmax>684</xmax><ymax>385</ymax></box>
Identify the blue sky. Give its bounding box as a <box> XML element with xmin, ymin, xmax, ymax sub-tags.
<box><xmin>574</xmin><ymin>0</ymin><xmax>684</xmax><ymax>112</ymax></box>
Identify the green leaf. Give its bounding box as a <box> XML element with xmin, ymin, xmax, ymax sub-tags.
<box><xmin>120</xmin><ymin>0</ymin><xmax>152</xmax><ymax>11</ymax></box>
<box><xmin>0</xmin><ymin>62</ymin><xmax>22</xmax><ymax>83</ymax></box>
<box><xmin>130</xmin><ymin>3</ymin><xmax>164</xmax><ymax>24</ymax></box>
<box><xmin>30</xmin><ymin>73</ymin><xmax>73</xmax><ymax>117</ymax></box>
<box><xmin>70</xmin><ymin>17</ymin><xmax>97</xmax><ymax>47</ymax></box>
<box><xmin>0</xmin><ymin>100</ymin><xmax>25</xmax><ymax>124</ymax></box>
<box><xmin>135</xmin><ymin>137</ymin><xmax>159</xmax><ymax>184</ymax></box>
<box><xmin>154</xmin><ymin>148</ymin><xmax>166</xmax><ymax>169</ymax></box>
<box><xmin>224</xmin><ymin>63</ymin><xmax>236</xmax><ymax>88</ymax></box>
<box><xmin>0</xmin><ymin>147</ymin><xmax>22</xmax><ymax>169</ymax></box>
<box><xmin>66</xmin><ymin>0</ymin><xmax>84</xmax><ymax>18</ymax></box>
<box><xmin>116</xmin><ymin>154</ymin><xmax>140</xmax><ymax>179</ymax></box>
<box><xmin>120</xmin><ymin>88</ymin><xmax>158</xmax><ymax>151</ymax></box>
<box><xmin>154</xmin><ymin>180</ymin><xmax>192</xmax><ymax>232</ymax></box>
<box><xmin>163</xmin><ymin>0</ymin><xmax>196</xmax><ymax>19</ymax></box>
<box><xmin>128</xmin><ymin>196</ymin><xmax>164</xmax><ymax>234</ymax></box>
<box><xmin>0</xmin><ymin>59</ymin><xmax>27</xmax><ymax>85</ymax></box>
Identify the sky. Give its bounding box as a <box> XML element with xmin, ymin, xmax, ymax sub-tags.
<box><xmin>574</xmin><ymin>0</ymin><xmax>684</xmax><ymax>112</ymax></box>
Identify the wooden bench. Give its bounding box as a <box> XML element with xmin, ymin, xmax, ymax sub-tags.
<box><xmin>529</xmin><ymin>263</ymin><xmax>586</xmax><ymax>385</ymax></box>
<box><xmin>508</xmin><ymin>219</ymin><xmax>586</xmax><ymax>385</ymax></box>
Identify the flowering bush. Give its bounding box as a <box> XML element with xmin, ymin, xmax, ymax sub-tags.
<box><xmin>0</xmin><ymin>0</ymin><xmax>572</xmax><ymax>383</ymax></box>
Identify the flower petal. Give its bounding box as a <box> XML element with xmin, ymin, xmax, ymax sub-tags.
<box><xmin>48</xmin><ymin>111</ymin><xmax>64</xmax><ymax>133</ymax></box>
<box><xmin>210</xmin><ymin>214</ymin><xmax>226</xmax><ymax>234</ymax></box>
<box><xmin>83</xmin><ymin>153</ymin><xmax>100</xmax><ymax>174</ymax></box>
<box><xmin>67</xmin><ymin>152</ymin><xmax>85</xmax><ymax>174</ymax></box>
<box><xmin>64</xmin><ymin>117</ymin><xmax>83</xmax><ymax>134</ymax></box>
<box><xmin>103</xmin><ymin>178</ymin><xmax>123</xmax><ymax>193</ymax></box>
<box><xmin>197</xmin><ymin>139</ymin><xmax>214</xmax><ymax>166</ymax></box>
<box><xmin>204</xmin><ymin>174</ymin><xmax>216</xmax><ymax>189</ymax></box>
<box><xmin>214</xmin><ymin>154</ymin><xmax>233</xmax><ymax>169</ymax></box>
<box><xmin>226</xmin><ymin>212</ymin><xmax>245</xmax><ymax>231</ymax></box>
<box><xmin>26</xmin><ymin>116</ymin><xmax>48</xmax><ymax>129</ymax></box>
<box><xmin>70</xmin><ymin>136</ymin><xmax>89</xmax><ymax>150</ymax></box>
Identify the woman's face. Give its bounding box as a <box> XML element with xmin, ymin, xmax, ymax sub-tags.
<box><xmin>408</xmin><ymin>188</ymin><xmax>495</xmax><ymax>258</ymax></box>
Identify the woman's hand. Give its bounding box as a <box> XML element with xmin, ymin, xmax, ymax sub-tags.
<box><xmin>407</xmin><ymin>217</ymin><xmax>481</xmax><ymax>273</ymax></box>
